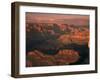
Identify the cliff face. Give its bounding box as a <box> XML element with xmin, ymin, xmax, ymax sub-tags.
<box><xmin>26</xmin><ymin>50</ymin><xmax>80</xmax><ymax>67</ymax></box>
<box><xmin>26</xmin><ymin>23</ymin><xmax>89</xmax><ymax>67</ymax></box>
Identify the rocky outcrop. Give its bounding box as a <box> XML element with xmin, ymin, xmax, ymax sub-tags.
<box><xmin>26</xmin><ymin>50</ymin><xmax>80</xmax><ymax>67</ymax></box>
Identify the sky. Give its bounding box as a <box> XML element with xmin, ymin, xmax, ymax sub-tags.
<box><xmin>26</xmin><ymin>12</ymin><xmax>89</xmax><ymax>26</ymax></box>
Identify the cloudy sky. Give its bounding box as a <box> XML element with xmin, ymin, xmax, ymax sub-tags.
<box><xmin>26</xmin><ymin>12</ymin><xmax>89</xmax><ymax>26</ymax></box>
